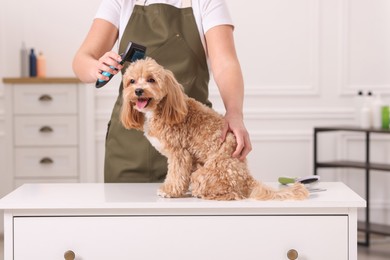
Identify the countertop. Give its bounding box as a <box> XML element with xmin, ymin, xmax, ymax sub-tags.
<box><xmin>0</xmin><ymin>182</ymin><xmax>366</xmax><ymax>212</ymax></box>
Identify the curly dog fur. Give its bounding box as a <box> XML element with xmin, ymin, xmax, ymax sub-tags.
<box><xmin>120</xmin><ymin>57</ymin><xmax>309</xmax><ymax>200</ymax></box>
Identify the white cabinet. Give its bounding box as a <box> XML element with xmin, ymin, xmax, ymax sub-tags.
<box><xmin>0</xmin><ymin>182</ymin><xmax>365</xmax><ymax>259</ymax></box>
<box><xmin>2</xmin><ymin>78</ymin><xmax>95</xmax><ymax>192</ymax></box>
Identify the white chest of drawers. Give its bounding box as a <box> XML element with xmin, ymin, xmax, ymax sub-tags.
<box><xmin>0</xmin><ymin>182</ymin><xmax>365</xmax><ymax>260</ymax></box>
<box><xmin>2</xmin><ymin>78</ymin><xmax>95</xmax><ymax>193</ymax></box>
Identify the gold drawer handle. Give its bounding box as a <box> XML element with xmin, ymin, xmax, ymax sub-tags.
<box><xmin>39</xmin><ymin>126</ymin><xmax>53</xmax><ymax>133</ymax></box>
<box><xmin>39</xmin><ymin>94</ymin><xmax>53</xmax><ymax>102</ymax></box>
<box><xmin>64</xmin><ymin>250</ymin><xmax>75</xmax><ymax>260</ymax></box>
<box><xmin>287</xmin><ymin>249</ymin><xmax>299</xmax><ymax>260</ymax></box>
<box><xmin>40</xmin><ymin>157</ymin><xmax>53</xmax><ymax>164</ymax></box>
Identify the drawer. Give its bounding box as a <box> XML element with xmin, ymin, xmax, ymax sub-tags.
<box><xmin>14</xmin><ymin>147</ymin><xmax>78</xmax><ymax>178</ymax></box>
<box><xmin>14</xmin><ymin>116</ymin><xmax>78</xmax><ymax>146</ymax></box>
<box><xmin>13</xmin><ymin>215</ymin><xmax>348</xmax><ymax>259</ymax></box>
<box><xmin>13</xmin><ymin>84</ymin><xmax>78</xmax><ymax>114</ymax></box>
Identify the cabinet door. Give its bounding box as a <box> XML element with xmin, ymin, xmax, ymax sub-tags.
<box><xmin>13</xmin><ymin>215</ymin><xmax>348</xmax><ymax>259</ymax></box>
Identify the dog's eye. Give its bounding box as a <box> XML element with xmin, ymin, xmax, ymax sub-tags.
<box><xmin>129</xmin><ymin>79</ymin><xmax>135</xmax><ymax>84</ymax></box>
<box><xmin>147</xmin><ymin>78</ymin><xmax>155</xmax><ymax>83</ymax></box>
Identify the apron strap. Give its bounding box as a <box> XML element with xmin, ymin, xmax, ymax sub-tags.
<box><xmin>134</xmin><ymin>0</ymin><xmax>192</xmax><ymax>8</ymax></box>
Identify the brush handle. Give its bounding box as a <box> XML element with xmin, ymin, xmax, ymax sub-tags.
<box><xmin>95</xmin><ymin>66</ymin><xmax>117</xmax><ymax>88</ymax></box>
<box><xmin>278</xmin><ymin>177</ymin><xmax>296</xmax><ymax>185</ymax></box>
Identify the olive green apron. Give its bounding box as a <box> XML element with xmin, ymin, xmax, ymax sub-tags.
<box><xmin>104</xmin><ymin>0</ymin><xmax>210</xmax><ymax>182</ymax></box>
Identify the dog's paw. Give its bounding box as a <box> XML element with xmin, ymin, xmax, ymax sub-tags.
<box><xmin>157</xmin><ymin>188</ymin><xmax>172</xmax><ymax>198</ymax></box>
<box><xmin>157</xmin><ymin>184</ymin><xmax>184</xmax><ymax>198</ymax></box>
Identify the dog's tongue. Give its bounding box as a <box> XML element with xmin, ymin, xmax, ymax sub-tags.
<box><xmin>136</xmin><ymin>99</ymin><xmax>148</xmax><ymax>109</ymax></box>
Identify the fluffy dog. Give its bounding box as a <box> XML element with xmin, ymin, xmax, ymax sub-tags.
<box><xmin>120</xmin><ymin>57</ymin><xmax>309</xmax><ymax>200</ymax></box>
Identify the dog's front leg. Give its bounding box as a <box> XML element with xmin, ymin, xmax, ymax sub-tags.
<box><xmin>158</xmin><ymin>150</ymin><xmax>192</xmax><ymax>198</ymax></box>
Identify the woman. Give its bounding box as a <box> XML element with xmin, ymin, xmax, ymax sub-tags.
<box><xmin>73</xmin><ymin>0</ymin><xmax>252</xmax><ymax>183</ymax></box>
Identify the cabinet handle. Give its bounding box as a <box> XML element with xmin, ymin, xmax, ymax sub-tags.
<box><xmin>39</xmin><ymin>94</ymin><xmax>53</xmax><ymax>102</ymax></box>
<box><xmin>287</xmin><ymin>249</ymin><xmax>299</xmax><ymax>260</ymax></box>
<box><xmin>64</xmin><ymin>250</ymin><xmax>75</xmax><ymax>260</ymax></box>
<box><xmin>39</xmin><ymin>126</ymin><xmax>53</xmax><ymax>133</ymax></box>
<box><xmin>40</xmin><ymin>157</ymin><xmax>53</xmax><ymax>164</ymax></box>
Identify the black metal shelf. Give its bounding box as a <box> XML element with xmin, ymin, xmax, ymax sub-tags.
<box><xmin>358</xmin><ymin>221</ymin><xmax>390</xmax><ymax>237</ymax></box>
<box><xmin>316</xmin><ymin>161</ymin><xmax>390</xmax><ymax>172</ymax></box>
<box><xmin>314</xmin><ymin>126</ymin><xmax>390</xmax><ymax>247</ymax></box>
<box><xmin>315</xmin><ymin>125</ymin><xmax>390</xmax><ymax>134</ymax></box>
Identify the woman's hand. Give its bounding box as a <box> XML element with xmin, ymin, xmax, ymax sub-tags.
<box><xmin>221</xmin><ymin>112</ymin><xmax>252</xmax><ymax>160</ymax></box>
<box><xmin>96</xmin><ymin>51</ymin><xmax>123</xmax><ymax>81</ymax></box>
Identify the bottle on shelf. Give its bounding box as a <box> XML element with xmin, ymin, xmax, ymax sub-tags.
<box><xmin>371</xmin><ymin>93</ymin><xmax>383</xmax><ymax>129</ymax></box>
<box><xmin>355</xmin><ymin>90</ymin><xmax>364</xmax><ymax>126</ymax></box>
<box><xmin>359</xmin><ymin>99</ymin><xmax>371</xmax><ymax>128</ymax></box>
<box><xmin>355</xmin><ymin>90</ymin><xmax>373</xmax><ymax>128</ymax></box>
<box><xmin>382</xmin><ymin>106</ymin><xmax>390</xmax><ymax>129</ymax></box>
<box><xmin>29</xmin><ymin>48</ymin><xmax>37</xmax><ymax>77</ymax></box>
<box><xmin>37</xmin><ymin>52</ymin><xmax>46</xmax><ymax>78</ymax></box>
<box><xmin>20</xmin><ymin>42</ymin><xmax>28</xmax><ymax>77</ymax></box>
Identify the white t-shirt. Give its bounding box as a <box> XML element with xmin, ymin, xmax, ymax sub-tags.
<box><xmin>95</xmin><ymin>0</ymin><xmax>233</xmax><ymax>53</ymax></box>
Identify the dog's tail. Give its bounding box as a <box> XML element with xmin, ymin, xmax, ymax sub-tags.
<box><xmin>249</xmin><ymin>180</ymin><xmax>309</xmax><ymax>200</ymax></box>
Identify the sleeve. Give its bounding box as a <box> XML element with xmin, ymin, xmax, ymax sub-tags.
<box><xmin>94</xmin><ymin>0</ymin><xmax>122</xmax><ymax>29</ymax></box>
<box><xmin>200</xmin><ymin>0</ymin><xmax>234</xmax><ymax>34</ymax></box>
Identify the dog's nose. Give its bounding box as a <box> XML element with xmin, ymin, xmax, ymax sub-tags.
<box><xmin>135</xmin><ymin>88</ymin><xmax>144</xmax><ymax>97</ymax></box>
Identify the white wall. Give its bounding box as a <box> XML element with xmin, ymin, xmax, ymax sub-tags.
<box><xmin>0</xmin><ymin>0</ymin><xmax>390</xmax><ymax>226</ymax></box>
<box><xmin>1</xmin><ymin>0</ymin><xmax>101</xmax><ymax>77</ymax></box>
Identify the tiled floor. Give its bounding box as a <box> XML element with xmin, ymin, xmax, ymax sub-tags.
<box><xmin>0</xmin><ymin>235</ymin><xmax>389</xmax><ymax>259</ymax></box>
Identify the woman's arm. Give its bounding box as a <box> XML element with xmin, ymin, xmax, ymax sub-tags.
<box><xmin>205</xmin><ymin>25</ymin><xmax>252</xmax><ymax>160</ymax></box>
<box><xmin>73</xmin><ymin>19</ymin><xmax>122</xmax><ymax>83</ymax></box>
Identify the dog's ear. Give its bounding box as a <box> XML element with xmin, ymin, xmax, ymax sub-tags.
<box><xmin>160</xmin><ymin>69</ymin><xmax>188</xmax><ymax>125</ymax></box>
<box><xmin>120</xmin><ymin>89</ymin><xmax>144</xmax><ymax>131</ymax></box>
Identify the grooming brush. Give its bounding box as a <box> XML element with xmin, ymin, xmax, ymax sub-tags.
<box><xmin>95</xmin><ymin>41</ymin><xmax>146</xmax><ymax>88</ymax></box>
<box><xmin>278</xmin><ymin>175</ymin><xmax>326</xmax><ymax>193</ymax></box>
<box><xmin>278</xmin><ymin>175</ymin><xmax>320</xmax><ymax>185</ymax></box>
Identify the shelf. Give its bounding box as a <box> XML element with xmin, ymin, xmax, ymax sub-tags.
<box><xmin>358</xmin><ymin>221</ymin><xmax>390</xmax><ymax>236</ymax></box>
<box><xmin>314</xmin><ymin>126</ymin><xmax>390</xmax><ymax>246</ymax></box>
<box><xmin>315</xmin><ymin>126</ymin><xmax>390</xmax><ymax>134</ymax></box>
<box><xmin>316</xmin><ymin>161</ymin><xmax>390</xmax><ymax>172</ymax></box>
